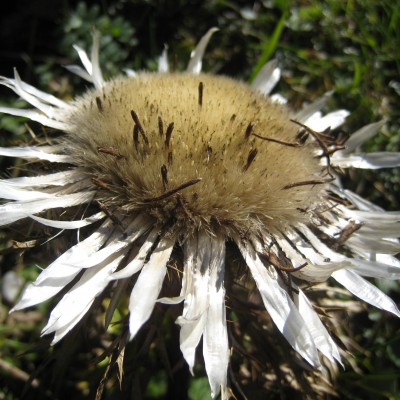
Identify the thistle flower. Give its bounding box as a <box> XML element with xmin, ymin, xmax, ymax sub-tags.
<box><xmin>1</xmin><ymin>29</ymin><xmax>400</xmax><ymax>398</ymax></box>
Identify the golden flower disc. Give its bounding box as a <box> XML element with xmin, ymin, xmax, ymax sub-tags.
<box><xmin>66</xmin><ymin>73</ymin><xmax>325</xmax><ymax>235</ymax></box>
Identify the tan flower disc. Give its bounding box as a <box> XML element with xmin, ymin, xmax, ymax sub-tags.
<box><xmin>67</xmin><ymin>73</ymin><xmax>324</xmax><ymax>235</ymax></box>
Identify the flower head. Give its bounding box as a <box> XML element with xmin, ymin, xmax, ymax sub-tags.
<box><xmin>1</xmin><ymin>29</ymin><xmax>400</xmax><ymax>398</ymax></box>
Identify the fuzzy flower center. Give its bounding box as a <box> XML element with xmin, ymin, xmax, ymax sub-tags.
<box><xmin>64</xmin><ymin>73</ymin><xmax>326</xmax><ymax>235</ymax></box>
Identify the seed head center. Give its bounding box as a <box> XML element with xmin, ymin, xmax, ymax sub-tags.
<box><xmin>66</xmin><ymin>73</ymin><xmax>325</xmax><ymax>235</ymax></box>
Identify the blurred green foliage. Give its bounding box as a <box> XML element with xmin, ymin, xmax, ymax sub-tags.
<box><xmin>0</xmin><ymin>0</ymin><xmax>399</xmax><ymax>399</ymax></box>
<box><xmin>61</xmin><ymin>2</ymin><xmax>137</xmax><ymax>79</ymax></box>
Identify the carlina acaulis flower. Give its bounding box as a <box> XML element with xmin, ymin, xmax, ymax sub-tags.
<box><xmin>1</xmin><ymin>29</ymin><xmax>400</xmax><ymax>398</ymax></box>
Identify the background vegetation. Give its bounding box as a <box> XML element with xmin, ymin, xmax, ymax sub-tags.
<box><xmin>0</xmin><ymin>0</ymin><xmax>399</xmax><ymax>399</ymax></box>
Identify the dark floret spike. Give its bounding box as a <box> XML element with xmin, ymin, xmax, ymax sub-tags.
<box><xmin>158</xmin><ymin>116</ymin><xmax>164</xmax><ymax>137</ymax></box>
<box><xmin>198</xmin><ymin>81</ymin><xmax>204</xmax><ymax>107</ymax></box>
<box><xmin>165</xmin><ymin>122</ymin><xmax>174</xmax><ymax>148</ymax></box>
<box><xmin>133</xmin><ymin>125</ymin><xmax>140</xmax><ymax>151</ymax></box>
<box><xmin>282</xmin><ymin>177</ymin><xmax>335</xmax><ymax>190</ymax></box>
<box><xmin>97</xmin><ymin>146</ymin><xmax>126</xmax><ymax>160</ymax></box>
<box><xmin>143</xmin><ymin>178</ymin><xmax>202</xmax><ymax>203</ymax></box>
<box><xmin>243</xmin><ymin>148</ymin><xmax>258</xmax><ymax>172</ymax></box>
<box><xmin>296</xmin><ymin>130</ymin><xmax>309</xmax><ymax>144</ymax></box>
<box><xmin>91</xmin><ymin>177</ymin><xmax>112</xmax><ymax>190</ymax></box>
<box><xmin>96</xmin><ymin>97</ymin><xmax>103</xmax><ymax>112</ymax></box>
<box><xmin>161</xmin><ymin>164</ymin><xmax>168</xmax><ymax>191</ymax></box>
<box><xmin>253</xmin><ymin>133</ymin><xmax>302</xmax><ymax>147</ymax></box>
<box><xmin>290</xmin><ymin>119</ymin><xmax>333</xmax><ymax>175</ymax></box>
<box><xmin>244</xmin><ymin>123</ymin><xmax>253</xmax><ymax>139</ymax></box>
<box><xmin>131</xmin><ymin>110</ymin><xmax>149</xmax><ymax>145</ymax></box>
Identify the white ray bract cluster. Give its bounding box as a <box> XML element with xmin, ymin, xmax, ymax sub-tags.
<box><xmin>0</xmin><ymin>29</ymin><xmax>400</xmax><ymax>399</ymax></box>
